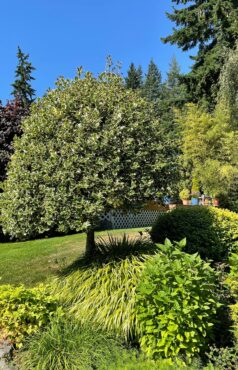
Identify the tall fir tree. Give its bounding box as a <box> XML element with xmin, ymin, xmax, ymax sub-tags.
<box><xmin>165</xmin><ymin>56</ymin><xmax>187</xmax><ymax>108</ymax></box>
<box><xmin>125</xmin><ymin>63</ymin><xmax>143</xmax><ymax>89</ymax></box>
<box><xmin>163</xmin><ymin>0</ymin><xmax>238</xmax><ymax>107</ymax></box>
<box><xmin>11</xmin><ymin>47</ymin><xmax>36</xmax><ymax>108</ymax></box>
<box><xmin>142</xmin><ymin>59</ymin><xmax>162</xmax><ymax>102</ymax></box>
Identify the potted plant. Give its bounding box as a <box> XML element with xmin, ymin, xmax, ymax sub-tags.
<box><xmin>191</xmin><ymin>178</ymin><xmax>200</xmax><ymax>206</ymax></box>
<box><xmin>212</xmin><ymin>194</ymin><xmax>219</xmax><ymax>207</ymax></box>
<box><xmin>179</xmin><ymin>189</ymin><xmax>190</xmax><ymax>206</ymax></box>
<box><xmin>191</xmin><ymin>193</ymin><xmax>199</xmax><ymax>206</ymax></box>
<box><xmin>167</xmin><ymin>197</ymin><xmax>177</xmax><ymax>210</ymax></box>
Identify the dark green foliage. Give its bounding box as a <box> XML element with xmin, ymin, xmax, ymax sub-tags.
<box><xmin>136</xmin><ymin>239</ymin><xmax>220</xmax><ymax>360</ymax></box>
<box><xmin>125</xmin><ymin>63</ymin><xmax>143</xmax><ymax>90</ymax></box>
<box><xmin>17</xmin><ymin>316</ymin><xmax>127</xmax><ymax>370</ymax></box>
<box><xmin>150</xmin><ymin>207</ymin><xmax>238</xmax><ymax>261</ymax></box>
<box><xmin>163</xmin><ymin>57</ymin><xmax>188</xmax><ymax>109</ymax></box>
<box><xmin>206</xmin><ymin>346</ymin><xmax>238</xmax><ymax>370</ymax></box>
<box><xmin>11</xmin><ymin>46</ymin><xmax>36</xmax><ymax>108</ymax></box>
<box><xmin>142</xmin><ymin>59</ymin><xmax>162</xmax><ymax>102</ymax></box>
<box><xmin>0</xmin><ymin>99</ymin><xmax>29</xmax><ymax>182</ymax></box>
<box><xmin>163</xmin><ymin>1</ymin><xmax>238</xmax><ymax>106</ymax></box>
<box><xmin>52</xmin><ymin>235</ymin><xmax>157</xmax><ymax>341</ymax></box>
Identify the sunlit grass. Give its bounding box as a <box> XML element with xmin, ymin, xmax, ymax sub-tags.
<box><xmin>0</xmin><ymin>228</ymin><xmax>144</xmax><ymax>286</ymax></box>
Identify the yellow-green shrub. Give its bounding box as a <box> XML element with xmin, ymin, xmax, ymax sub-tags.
<box><xmin>0</xmin><ymin>284</ymin><xmax>61</xmax><ymax>347</ymax></box>
<box><xmin>136</xmin><ymin>240</ymin><xmax>221</xmax><ymax>361</ymax></box>
<box><xmin>226</xmin><ymin>253</ymin><xmax>238</xmax><ymax>344</ymax></box>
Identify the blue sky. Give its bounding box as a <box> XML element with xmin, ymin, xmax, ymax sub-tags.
<box><xmin>1</xmin><ymin>0</ymin><xmax>193</xmax><ymax>102</ymax></box>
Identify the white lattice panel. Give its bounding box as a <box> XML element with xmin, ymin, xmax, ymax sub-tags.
<box><xmin>100</xmin><ymin>209</ymin><xmax>166</xmax><ymax>229</ymax></box>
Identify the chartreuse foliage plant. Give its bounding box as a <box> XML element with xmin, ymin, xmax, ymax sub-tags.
<box><xmin>0</xmin><ymin>284</ymin><xmax>61</xmax><ymax>347</ymax></box>
<box><xmin>52</xmin><ymin>235</ymin><xmax>157</xmax><ymax>341</ymax></box>
<box><xmin>226</xmin><ymin>252</ymin><xmax>238</xmax><ymax>345</ymax></box>
<box><xmin>151</xmin><ymin>206</ymin><xmax>238</xmax><ymax>261</ymax></box>
<box><xmin>176</xmin><ymin>103</ymin><xmax>238</xmax><ymax>199</ymax></box>
<box><xmin>136</xmin><ymin>239</ymin><xmax>220</xmax><ymax>361</ymax></box>
<box><xmin>1</xmin><ymin>70</ymin><xmax>172</xmax><ymax>253</ymax></box>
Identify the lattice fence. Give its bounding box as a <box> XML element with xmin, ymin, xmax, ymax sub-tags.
<box><xmin>99</xmin><ymin>209</ymin><xmax>166</xmax><ymax>230</ymax></box>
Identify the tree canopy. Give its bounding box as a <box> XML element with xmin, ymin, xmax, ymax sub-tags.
<box><xmin>177</xmin><ymin>103</ymin><xmax>238</xmax><ymax>197</ymax></box>
<box><xmin>142</xmin><ymin>60</ymin><xmax>162</xmax><ymax>102</ymax></box>
<box><xmin>0</xmin><ymin>100</ymin><xmax>28</xmax><ymax>183</ymax></box>
<box><xmin>163</xmin><ymin>0</ymin><xmax>238</xmax><ymax>106</ymax></box>
<box><xmin>1</xmin><ymin>71</ymin><xmax>173</xmax><ymax>250</ymax></box>
<box><xmin>125</xmin><ymin>63</ymin><xmax>143</xmax><ymax>90</ymax></box>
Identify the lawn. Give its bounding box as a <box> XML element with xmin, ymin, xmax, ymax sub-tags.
<box><xmin>0</xmin><ymin>228</ymin><xmax>144</xmax><ymax>286</ymax></box>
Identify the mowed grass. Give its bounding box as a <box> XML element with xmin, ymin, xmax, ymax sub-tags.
<box><xmin>0</xmin><ymin>228</ymin><xmax>144</xmax><ymax>287</ymax></box>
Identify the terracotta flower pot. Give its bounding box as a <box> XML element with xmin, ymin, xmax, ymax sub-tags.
<box><xmin>182</xmin><ymin>199</ymin><xmax>190</xmax><ymax>206</ymax></box>
<box><xmin>213</xmin><ymin>198</ymin><xmax>219</xmax><ymax>207</ymax></box>
<box><xmin>204</xmin><ymin>198</ymin><xmax>210</xmax><ymax>206</ymax></box>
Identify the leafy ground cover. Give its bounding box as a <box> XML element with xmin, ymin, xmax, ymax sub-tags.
<box><xmin>0</xmin><ymin>228</ymin><xmax>143</xmax><ymax>286</ymax></box>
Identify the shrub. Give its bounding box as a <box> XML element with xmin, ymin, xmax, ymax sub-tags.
<box><xmin>0</xmin><ymin>284</ymin><xmax>61</xmax><ymax>347</ymax></box>
<box><xmin>226</xmin><ymin>252</ymin><xmax>238</xmax><ymax>344</ymax></box>
<box><xmin>110</xmin><ymin>354</ymin><xmax>203</xmax><ymax>370</ymax></box>
<box><xmin>206</xmin><ymin>346</ymin><xmax>238</xmax><ymax>370</ymax></box>
<box><xmin>136</xmin><ymin>239</ymin><xmax>220</xmax><ymax>360</ymax></box>
<box><xmin>150</xmin><ymin>206</ymin><xmax>238</xmax><ymax>261</ymax></box>
<box><xmin>52</xmin><ymin>235</ymin><xmax>157</xmax><ymax>341</ymax></box>
<box><xmin>17</xmin><ymin>316</ymin><xmax>127</xmax><ymax>370</ymax></box>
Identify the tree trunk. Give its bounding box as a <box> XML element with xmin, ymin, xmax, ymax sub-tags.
<box><xmin>85</xmin><ymin>229</ymin><xmax>96</xmax><ymax>256</ymax></box>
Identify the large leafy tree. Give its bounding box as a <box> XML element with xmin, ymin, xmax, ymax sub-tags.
<box><xmin>11</xmin><ymin>47</ymin><xmax>36</xmax><ymax>108</ymax></box>
<box><xmin>0</xmin><ymin>100</ymin><xmax>28</xmax><ymax>182</ymax></box>
<box><xmin>1</xmin><ymin>71</ymin><xmax>173</xmax><ymax>253</ymax></box>
<box><xmin>163</xmin><ymin>0</ymin><xmax>238</xmax><ymax>106</ymax></box>
<box><xmin>125</xmin><ymin>63</ymin><xmax>143</xmax><ymax>90</ymax></box>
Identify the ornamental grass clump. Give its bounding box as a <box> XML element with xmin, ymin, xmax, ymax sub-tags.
<box><xmin>17</xmin><ymin>316</ymin><xmax>127</xmax><ymax>370</ymax></box>
<box><xmin>52</xmin><ymin>234</ymin><xmax>157</xmax><ymax>341</ymax></box>
<box><xmin>136</xmin><ymin>239</ymin><xmax>221</xmax><ymax>361</ymax></box>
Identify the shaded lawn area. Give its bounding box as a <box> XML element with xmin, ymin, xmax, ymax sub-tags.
<box><xmin>0</xmin><ymin>228</ymin><xmax>144</xmax><ymax>287</ymax></box>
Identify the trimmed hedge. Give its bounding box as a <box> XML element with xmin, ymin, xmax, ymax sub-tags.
<box><xmin>150</xmin><ymin>206</ymin><xmax>238</xmax><ymax>261</ymax></box>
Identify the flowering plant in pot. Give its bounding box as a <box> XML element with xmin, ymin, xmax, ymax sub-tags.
<box><xmin>179</xmin><ymin>189</ymin><xmax>190</xmax><ymax>206</ymax></box>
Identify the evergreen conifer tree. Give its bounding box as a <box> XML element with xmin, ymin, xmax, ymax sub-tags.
<box><xmin>11</xmin><ymin>47</ymin><xmax>36</xmax><ymax>108</ymax></box>
<box><xmin>163</xmin><ymin>0</ymin><xmax>238</xmax><ymax>106</ymax></box>
<box><xmin>165</xmin><ymin>57</ymin><xmax>187</xmax><ymax>108</ymax></box>
<box><xmin>142</xmin><ymin>59</ymin><xmax>162</xmax><ymax>102</ymax></box>
<box><xmin>125</xmin><ymin>63</ymin><xmax>143</xmax><ymax>89</ymax></box>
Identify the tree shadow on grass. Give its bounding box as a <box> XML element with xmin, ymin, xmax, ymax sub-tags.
<box><xmin>58</xmin><ymin>233</ymin><xmax>157</xmax><ymax>276</ymax></box>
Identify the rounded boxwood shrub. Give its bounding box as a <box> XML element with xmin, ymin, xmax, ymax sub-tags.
<box><xmin>150</xmin><ymin>206</ymin><xmax>238</xmax><ymax>261</ymax></box>
<box><xmin>136</xmin><ymin>239</ymin><xmax>220</xmax><ymax>361</ymax></box>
